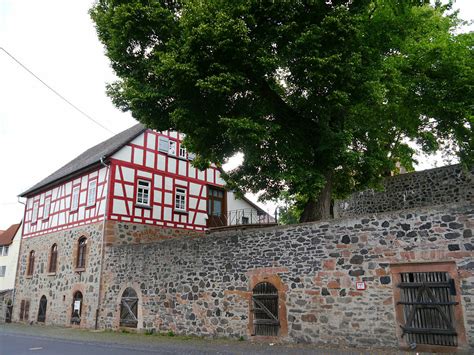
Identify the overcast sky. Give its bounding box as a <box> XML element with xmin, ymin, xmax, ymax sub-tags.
<box><xmin>0</xmin><ymin>0</ymin><xmax>472</xmax><ymax>228</ymax></box>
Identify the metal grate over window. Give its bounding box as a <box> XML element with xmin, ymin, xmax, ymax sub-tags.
<box><xmin>252</xmin><ymin>282</ymin><xmax>280</xmax><ymax>336</ymax></box>
<box><xmin>398</xmin><ymin>272</ymin><xmax>458</xmax><ymax>347</ymax></box>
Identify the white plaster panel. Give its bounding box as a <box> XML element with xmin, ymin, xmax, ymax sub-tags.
<box><xmin>147</xmin><ymin>133</ymin><xmax>156</xmax><ymax>150</ymax></box>
<box><xmin>125</xmin><ymin>185</ymin><xmax>134</xmax><ymax>199</ymax></box>
<box><xmin>122</xmin><ymin>167</ymin><xmax>135</xmax><ymax>182</ymax></box>
<box><xmin>157</xmin><ymin>155</ymin><xmax>166</xmax><ymax>171</ymax></box>
<box><xmin>128</xmin><ymin>201</ymin><xmax>133</xmax><ymax>214</ymax></box>
<box><xmin>153</xmin><ymin>190</ymin><xmax>162</xmax><ymax>204</ymax></box>
<box><xmin>79</xmin><ymin>192</ymin><xmax>86</xmax><ymax>205</ymax></box>
<box><xmin>165</xmin><ymin>177</ymin><xmax>173</xmax><ymax>191</ymax></box>
<box><xmin>169</xmin><ymin>131</ymin><xmax>178</xmax><ymax>139</ymax></box>
<box><xmin>178</xmin><ymin>161</ymin><xmax>187</xmax><ymax>176</ymax></box>
<box><xmin>131</xmin><ymin>133</ymin><xmax>145</xmax><ymax>147</ymax></box>
<box><xmin>198</xmin><ymin>200</ymin><xmax>206</xmax><ymax>211</ymax></box>
<box><xmin>113</xmin><ymin>200</ymin><xmax>127</xmax><ymax>215</ymax></box>
<box><xmin>195</xmin><ymin>212</ymin><xmax>207</xmax><ymax>225</ymax></box>
<box><xmin>82</xmin><ymin>176</ymin><xmax>88</xmax><ymax>189</ymax></box>
<box><xmin>197</xmin><ymin>170</ymin><xmax>205</xmax><ymax>181</ymax></box>
<box><xmin>99</xmin><ymin>167</ymin><xmax>107</xmax><ymax>181</ymax></box>
<box><xmin>152</xmin><ymin>206</ymin><xmax>162</xmax><ymax>220</ymax></box>
<box><xmin>113</xmin><ymin>145</ymin><xmax>132</xmax><ymax>162</ymax></box>
<box><xmin>144</xmin><ymin>209</ymin><xmax>150</xmax><ymax>218</ymax></box>
<box><xmin>163</xmin><ymin>207</ymin><xmax>172</xmax><ymax>221</ymax></box>
<box><xmin>175</xmin><ymin>179</ymin><xmax>187</xmax><ymax>186</ymax></box>
<box><xmin>154</xmin><ymin>175</ymin><xmax>162</xmax><ymax>189</ymax></box>
<box><xmin>189</xmin><ymin>166</ymin><xmax>196</xmax><ymax>179</ymax></box>
<box><xmin>90</xmin><ymin>171</ymin><xmax>98</xmax><ymax>179</ymax></box>
<box><xmin>133</xmin><ymin>148</ymin><xmax>144</xmax><ymax>165</ymax></box>
<box><xmin>40</xmin><ymin>194</ymin><xmax>45</xmax><ymax>204</ymax></box>
<box><xmin>146</xmin><ymin>151</ymin><xmax>155</xmax><ymax>168</ymax></box>
<box><xmin>173</xmin><ymin>214</ymin><xmax>179</xmax><ymax>222</ymax></box>
<box><xmin>188</xmin><ymin>211</ymin><xmax>195</xmax><ymax>223</ymax></box>
<box><xmin>189</xmin><ymin>197</ymin><xmax>197</xmax><ymax>209</ymax></box>
<box><xmin>65</xmin><ymin>182</ymin><xmax>72</xmax><ymax>195</ymax></box>
<box><xmin>114</xmin><ymin>183</ymin><xmax>123</xmax><ymax>197</ymax></box>
<box><xmin>134</xmin><ymin>208</ymin><xmax>141</xmax><ymax>217</ymax></box>
<box><xmin>168</xmin><ymin>158</ymin><xmax>176</xmax><ymax>174</ymax></box>
<box><xmin>52</xmin><ymin>188</ymin><xmax>59</xmax><ymax>200</ymax></box>
<box><xmin>79</xmin><ymin>208</ymin><xmax>85</xmax><ymax>220</ymax></box>
<box><xmin>137</xmin><ymin>170</ymin><xmax>152</xmax><ymax>179</ymax></box>
<box><xmin>189</xmin><ymin>183</ymin><xmax>201</xmax><ymax>196</ymax></box>
<box><xmin>206</xmin><ymin>169</ymin><xmax>214</xmax><ymax>183</ymax></box>
<box><xmin>215</xmin><ymin>170</ymin><xmax>225</xmax><ymax>185</ymax></box>
<box><xmin>164</xmin><ymin>192</ymin><xmax>172</xmax><ymax>205</ymax></box>
<box><xmin>227</xmin><ymin>191</ymin><xmax>258</xmax><ymax>212</ymax></box>
<box><xmin>58</xmin><ymin>213</ymin><xmax>65</xmax><ymax>225</ymax></box>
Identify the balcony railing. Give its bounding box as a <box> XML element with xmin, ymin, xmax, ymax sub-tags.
<box><xmin>209</xmin><ymin>208</ymin><xmax>277</xmax><ymax>228</ymax></box>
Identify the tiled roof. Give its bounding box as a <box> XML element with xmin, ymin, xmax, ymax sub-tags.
<box><xmin>0</xmin><ymin>223</ymin><xmax>21</xmax><ymax>246</ymax></box>
<box><xmin>20</xmin><ymin>123</ymin><xmax>146</xmax><ymax>197</ymax></box>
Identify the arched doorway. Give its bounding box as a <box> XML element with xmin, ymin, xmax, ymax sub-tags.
<box><xmin>120</xmin><ymin>287</ymin><xmax>138</xmax><ymax>328</ymax></box>
<box><xmin>37</xmin><ymin>295</ymin><xmax>47</xmax><ymax>323</ymax></box>
<box><xmin>71</xmin><ymin>291</ymin><xmax>83</xmax><ymax>325</ymax></box>
<box><xmin>252</xmin><ymin>282</ymin><xmax>279</xmax><ymax>336</ymax></box>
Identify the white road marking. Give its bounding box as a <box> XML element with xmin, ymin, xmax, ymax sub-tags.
<box><xmin>29</xmin><ymin>347</ymin><xmax>43</xmax><ymax>351</ymax></box>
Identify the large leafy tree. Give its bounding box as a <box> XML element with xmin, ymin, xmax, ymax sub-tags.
<box><xmin>91</xmin><ymin>0</ymin><xmax>473</xmax><ymax>222</ymax></box>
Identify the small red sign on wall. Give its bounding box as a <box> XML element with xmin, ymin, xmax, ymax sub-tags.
<box><xmin>356</xmin><ymin>281</ymin><xmax>366</xmax><ymax>290</ymax></box>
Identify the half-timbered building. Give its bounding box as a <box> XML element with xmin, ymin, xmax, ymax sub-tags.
<box><xmin>13</xmin><ymin>124</ymin><xmax>272</xmax><ymax>327</ymax></box>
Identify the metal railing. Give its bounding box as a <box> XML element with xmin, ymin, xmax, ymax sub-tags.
<box><xmin>210</xmin><ymin>208</ymin><xmax>277</xmax><ymax>228</ymax></box>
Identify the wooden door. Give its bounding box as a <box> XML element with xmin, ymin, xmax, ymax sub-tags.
<box><xmin>207</xmin><ymin>186</ymin><xmax>226</xmax><ymax>227</ymax></box>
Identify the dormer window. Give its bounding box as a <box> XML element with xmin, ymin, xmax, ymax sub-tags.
<box><xmin>158</xmin><ymin>136</ymin><xmax>169</xmax><ymax>153</ymax></box>
<box><xmin>168</xmin><ymin>141</ymin><xmax>177</xmax><ymax>156</ymax></box>
<box><xmin>179</xmin><ymin>145</ymin><xmax>187</xmax><ymax>159</ymax></box>
<box><xmin>71</xmin><ymin>186</ymin><xmax>80</xmax><ymax>211</ymax></box>
<box><xmin>136</xmin><ymin>179</ymin><xmax>151</xmax><ymax>206</ymax></box>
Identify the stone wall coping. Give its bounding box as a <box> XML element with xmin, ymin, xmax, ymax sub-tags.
<box><xmin>208</xmin><ymin>201</ymin><xmax>472</xmax><ymax>239</ymax></box>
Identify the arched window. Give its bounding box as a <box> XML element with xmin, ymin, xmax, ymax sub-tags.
<box><xmin>27</xmin><ymin>250</ymin><xmax>35</xmax><ymax>276</ymax></box>
<box><xmin>76</xmin><ymin>237</ymin><xmax>87</xmax><ymax>269</ymax></box>
<box><xmin>252</xmin><ymin>282</ymin><xmax>279</xmax><ymax>336</ymax></box>
<box><xmin>48</xmin><ymin>244</ymin><xmax>58</xmax><ymax>273</ymax></box>
<box><xmin>37</xmin><ymin>295</ymin><xmax>47</xmax><ymax>323</ymax></box>
<box><xmin>120</xmin><ymin>288</ymin><xmax>138</xmax><ymax>328</ymax></box>
<box><xmin>71</xmin><ymin>291</ymin><xmax>83</xmax><ymax>325</ymax></box>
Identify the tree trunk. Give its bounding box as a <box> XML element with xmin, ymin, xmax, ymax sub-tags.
<box><xmin>299</xmin><ymin>172</ymin><xmax>333</xmax><ymax>222</ymax></box>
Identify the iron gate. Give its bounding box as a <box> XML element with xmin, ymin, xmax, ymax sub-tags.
<box><xmin>398</xmin><ymin>271</ymin><xmax>458</xmax><ymax>347</ymax></box>
<box><xmin>252</xmin><ymin>282</ymin><xmax>279</xmax><ymax>336</ymax></box>
<box><xmin>120</xmin><ymin>288</ymin><xmax>138</xmax><ymax>328</ymax></box>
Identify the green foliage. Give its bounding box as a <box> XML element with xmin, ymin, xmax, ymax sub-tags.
<box><xmin>91</xmin><ymin>0</ymin><xmax>473</xmax><ymax>220</ymax></box>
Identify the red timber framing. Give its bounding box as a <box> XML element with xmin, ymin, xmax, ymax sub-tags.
<box><xmin>22</xmin><ymin>167</ymin><xmax>110</xmax><ymax>238</ymax></box>
<box><xmin>22</xmin><ymin>129</ymin><xmax>231</xmax><ymax>238</ymax></box>
<box><xmin>107</xmin><ymin>130</ymin><xmax>224</xmax><ymax>231</ymax></box>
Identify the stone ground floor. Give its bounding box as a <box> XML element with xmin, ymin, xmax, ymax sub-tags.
<box><xmin>0</xmin><ymin>323</ymin><xmax>414</xmax><ymax>354</ymax></box>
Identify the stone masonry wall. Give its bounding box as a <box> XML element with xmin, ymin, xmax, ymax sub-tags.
<box><xmin>334</xmin><ymin>164</ymin><xmax>473</xmax><ymax>218</ymax></box>
<box><xmin>13</xmin><ymin>222</ymin><xmax>104</xmax><ymax>327</ymax></box>
<box><xmin>99</xmin><ymin>203</ymin><xmax>473</xmax><ymax>351</ymax></box>
<box><xmin>0</xmin><ymin>290</ymin><xmax>13</xmax><ymax>323</ymax></box>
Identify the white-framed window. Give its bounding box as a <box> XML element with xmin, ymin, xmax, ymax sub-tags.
<box><xmin>168</xmin><ymin>141</ymin><xmax>177</xmax><ymax>156</ymax></box>
<box><xmin>71</xmin><ymin>186</ymin><xmax>80</xmax><ymax>211</ymax></box>
<box><xmin>32</xmin><ymin>201</ymin><xmax>39</xmax><ymax>223</ymax></box>
<box><xmin>158</xmin><ymin>136</ymin><xmax>169</xmax><ymax>153</ymax></box>
<box><xmin>179</xmin><ymin>145</ymin><xmax>187</xmax><ymax>159</ymax></box>
<box><xmin>0</xmin><ymin>246</ymin><xmax>3</xmax><ymax>256</ymax></box>
<box><xmin>87</xmin><ymin>180</ymin><xmax>97</xmax><ymax>207</ymax></box>
<box><xmin>43</xmin><ymin>197</ymin><xmax>51</xmax><ymax>219</ymax></box>
<box><xmin>175</xmin><ymin>187</ymin><xmax>187</xmax><ymax>211</ymax></box>
<box><xmin>136</xmin><ymin>179</ymin><xmax>151</xmax><ymax>206</ymax></box>
<box><xmin>0</xmin><ymin>266</ymin><xmax>6</xmax><ymax>277</ymax></box>
<box><xmin>1</xmin><ymin>246</ymin><xmax>9</xmax><ymax>256</ymax></box>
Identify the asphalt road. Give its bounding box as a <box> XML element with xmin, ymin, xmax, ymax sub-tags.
<box><xmin>0</xmin><ymin>324</ymin><xmax>409</xmax><ymax>355</ymax></box>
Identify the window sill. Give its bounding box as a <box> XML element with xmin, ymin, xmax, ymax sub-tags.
<box><xmin>25</xmin><ymin>274</ymin><xmax>33</xmax><ymax>279</ymax></box>
<box><xmin>74</xmin><ymin>267</ymin><xmax>86</xmax><ymax>273</ymax></box>
<box><xmin>174</xmin><ymin>209</ymin><xmax>188</xmax><ymax>215</ymax></box>
<box><xmin>135</xmin><ymin>204</ymin><xmax>152</xmax><ymax>210</ymax></box>
<box><xmin>85</xmin><ymin>204</ymin><xmax>96</xmax><ymax>209</ymax></box>
<box><xmin>47</xmin><ymin>272</ymin><xmax>56</xmax><ymax>276</ymax></box>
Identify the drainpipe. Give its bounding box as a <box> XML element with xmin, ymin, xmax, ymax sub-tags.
<box><xmin>96</xmin><ymin>156</ymin><xmax>110</xmax><ymax>330</ymax></box>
